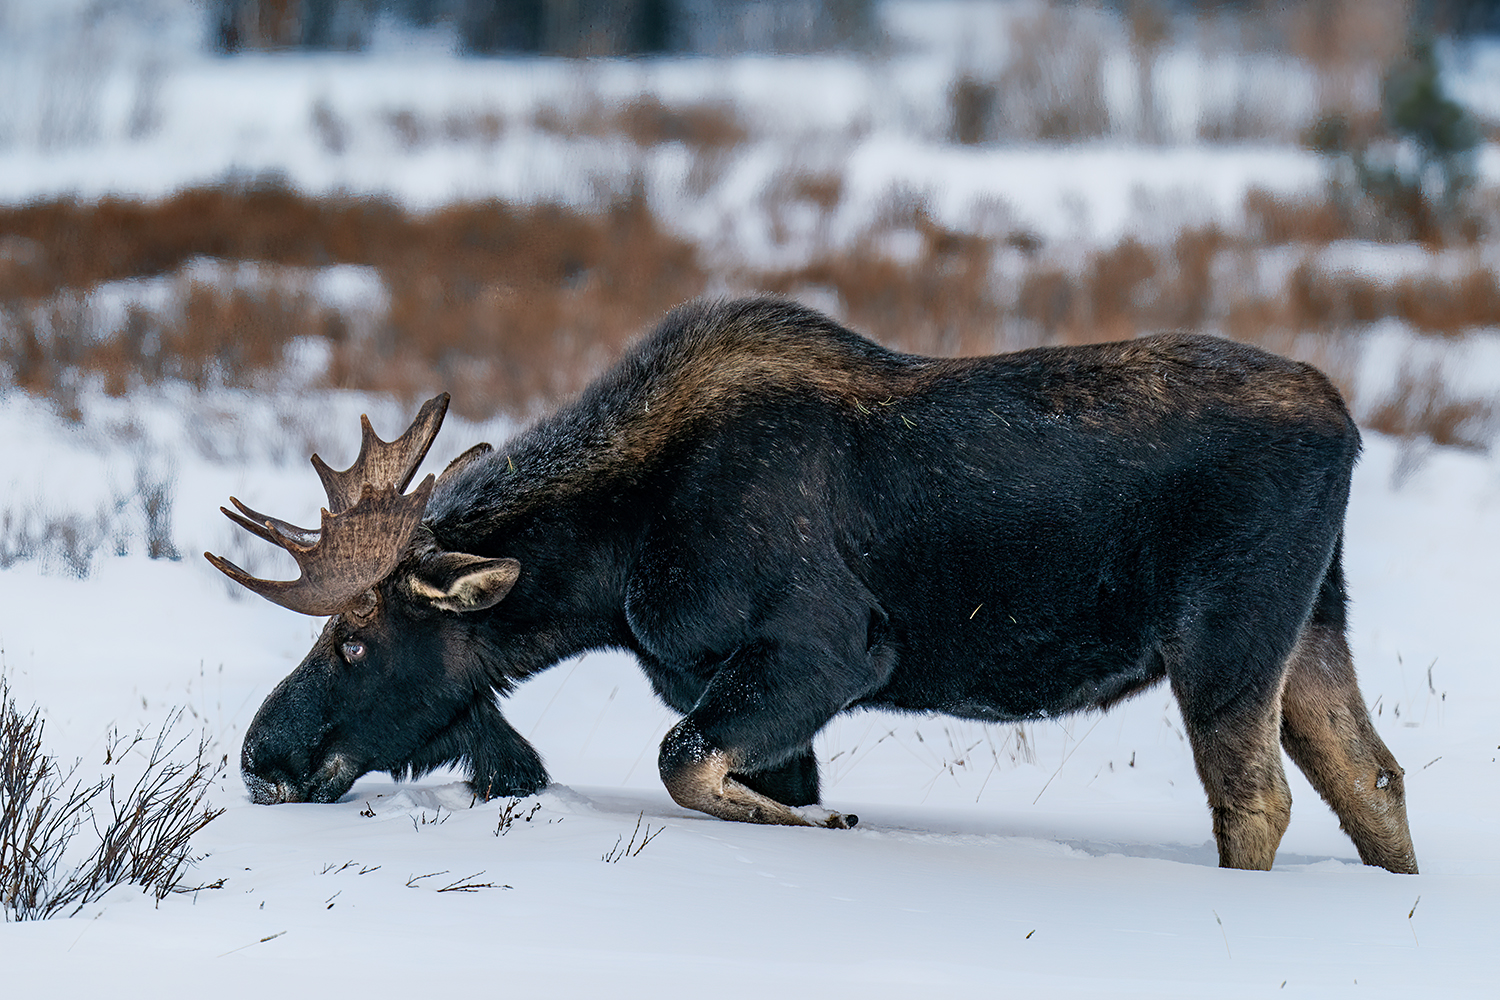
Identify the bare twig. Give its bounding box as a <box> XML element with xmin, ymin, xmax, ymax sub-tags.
<box><xmin>437</xmin><ymin>871</ymin><xmax>510</xmax><ymax>893</ymax></box>
<box><xmin>494</xmin><ymin>797</ymin><xmax>542</xmax><ymax>837</ymax></box>
<box><xmin>217</xmin><ymin>930</ymin><xmax>286</xmax><ymax>958</ymax></box>
<box><xmin>602</xmin><ymin>812</ymin><xmax>665</xmax><ymax>862</ymax></box>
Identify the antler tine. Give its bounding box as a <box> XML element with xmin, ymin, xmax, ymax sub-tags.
<box><xmin>206</xmin><ymin>475</ymin><xmax>436</xmax><ymax>617</ymax></box>
<box><xmin>222</xmin><ymin>497</ymin><xmax>321</xmax><ymax>550</ymax></box>
<box><xmin>311</xmin><ymin>393</ymin><xmax>450</xmax><ymax>514</ymax></box>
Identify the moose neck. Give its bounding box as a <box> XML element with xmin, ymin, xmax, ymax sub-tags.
<box><xmin>420</xmin><ymin>406</ymin><xmax>651</xmax><ymax>683</ymax></box>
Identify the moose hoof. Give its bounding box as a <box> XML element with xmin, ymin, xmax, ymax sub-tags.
<box><xmin>794</xmin><ymin>805</ymin><xmax>857</xmax><ymax>829</ymax></box>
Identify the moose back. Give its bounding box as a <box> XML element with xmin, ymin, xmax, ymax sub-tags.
<box><xmin>209</xmin><ymin>297</ymin><xmax>1417</xmax><ymax>873</ymax></box>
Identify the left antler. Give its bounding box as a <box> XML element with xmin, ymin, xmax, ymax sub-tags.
<box><xmin>205</xmin><ymin>394</ymin><xmax>449</xmax><ymax>616</ymax></box>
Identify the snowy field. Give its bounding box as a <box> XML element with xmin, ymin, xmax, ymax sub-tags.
<box><xmin>1</xmin><ymin>391</ymin><xmax>1498</xmax><ymax>998</ymax></box>
<box><xmin>4</xmin><ymin>1</ymin><xmax>1500</xmax><ymax>996</ymax></box>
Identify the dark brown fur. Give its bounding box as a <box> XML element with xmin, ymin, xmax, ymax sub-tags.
<box><xmin>230</xmin><ymin>297</ymin><xmax>1417</xmax><ymax>875</ymax></box>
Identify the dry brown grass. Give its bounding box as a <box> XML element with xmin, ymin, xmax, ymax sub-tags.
<box><xmin>1</xmin><ymin>178</ymin><xmax>1496</xmax><ymax>452</ymax></box>
<box><xmin>0</xmin><ymin>182</ymin><xmax>706</xmax><ymax>420</ymax></box>
<box><xmin>534</xmin><ymin>94</ymin><xmax>747</xmax><ymax>152</ymax></box>
<box><xmin>1365</xmin><ymin>366</ymin><xmax>1494</xmax><ymax>451</ymax></box>
<box><xmin>1244</xmin><ymin>186</ymin><xmax>1355</xmax><ymax>245</ymax></box>
<box><xmin>761</xmin><ymin>205</ymin><xmax>1004</xmax><ymax>357</ymax></box>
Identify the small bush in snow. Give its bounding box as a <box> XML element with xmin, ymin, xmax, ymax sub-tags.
<box><xmin>0</xmin><ymin>680</ymin><xmax>226</xmax><ymax>921</ymax></box>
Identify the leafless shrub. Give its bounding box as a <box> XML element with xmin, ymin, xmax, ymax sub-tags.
<box><xmin>0</xmin><ymin>458</ymin><xmax>182</xmax><ymax>577</ymax></box>
<box><xmin>601</xmin><ymin>812</ymin><xmax>664</xmax><ymax>862</ymax></box>
<box><xmin>494</xmin><ymin>797</ymin><xmax>542</xmax><ymax>836</ymax></box>
<box><xmin>1</xmin><ymin>682</ymin><xmax>226</xmax><ymax>921</ymax></box>
<box><xmin>993</xmin><ymin>3</ymin><xmax>1112</xmax><ymax>143</ymax></box>
<box><xmin>1365</xmin><ymin>365</ymin><xmax>1494</xmax><ymax>453</ymax></box>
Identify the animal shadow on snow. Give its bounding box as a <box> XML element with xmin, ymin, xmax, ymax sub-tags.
<box><xmin>514</xmin><ymin>784</ymin><xmax>1355</xmax><ymax>870</ymax></box>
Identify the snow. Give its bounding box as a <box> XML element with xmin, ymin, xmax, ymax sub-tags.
<box><xmin>3</xmin><ymin>3</ymin><xmax>1500</xmax><ymax>995</ymax></box>
<box><xmin>2</xmin><ymin>379</ymin><xmax>1497</xmax><ymax>997</ymax></box>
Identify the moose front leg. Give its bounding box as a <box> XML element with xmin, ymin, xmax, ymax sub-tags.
<box><xmin>403</xmin><ymin>693</ymin><xmax>549</xmax><ymax>799</ymax></box>
<box><xmin>659</xmin><ymin>720</ymin><xmax>853</xmax><ymax>828</ymax></box>
<box><xmin>656</xmin><ymin>638</ymin><xmax>867</xmax><ymax>829</ymax></box>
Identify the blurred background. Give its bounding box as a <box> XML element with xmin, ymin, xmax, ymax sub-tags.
<box><xmin>2</xmin><ymin>0</ymin><xmax>1499</xmax><ymax>578</ymax></box>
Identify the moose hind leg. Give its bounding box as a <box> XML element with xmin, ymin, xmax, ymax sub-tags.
<box><xmin>1280</xmin><ymin>623</ymin><xmax>1418</xmax><ymax>873</ymax></box>
<box><xmin>1179</xmin><ymin>687</ymin><xmax>1293</xmax><ymax>871</ymax></box>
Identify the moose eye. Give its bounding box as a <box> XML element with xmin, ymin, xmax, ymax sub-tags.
<box><xmin>340</xmin><ymin>640</ymin><xmax>367</xmax><ymax>663</ymax></box>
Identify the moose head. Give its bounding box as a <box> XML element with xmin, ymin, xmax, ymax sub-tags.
<box><xmin>207</xmin><ymin>395</ymin><xmax>545</xmax><ymax>804</ymax></box>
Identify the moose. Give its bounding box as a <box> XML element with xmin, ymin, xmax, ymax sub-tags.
<box><xmin>210</xmin><ymin>297</ymin><xmax>1417</xmax><ymax>873</ymax></box>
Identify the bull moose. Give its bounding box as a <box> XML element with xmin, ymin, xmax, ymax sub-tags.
<box><xmin>209</xmin><ymin>296</ymin><xmax>1417</xmax><ymax>873</ymax></box>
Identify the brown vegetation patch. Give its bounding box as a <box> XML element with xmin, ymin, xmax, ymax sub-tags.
<box><xmin>1244</xmin><ymin>187</ymin><xmax>1353</xmax><ymax>245</ymax></box>
<box><xmin>534</xmin><ymin>95</ymin><xmax>747</xmax><ymax>152</ymax></box>
<box><xmin>1</xmin><ymin>180</ymin><xmax>1495</xmax><ymax>451</ymax></box>
<box><xmin>0</xmin><ymin>182</ymin><xmax>706</xmax><ymax>419</ymax></box>
<box><xmin>1364</xmin><ymin>366</ymin><xmax>1494</xmax><ymax>451</ymax></box>
<box><xmin>760</xmin><ymin>209</ymin><xmax>1003</xmax><ymax>357</ymax></box>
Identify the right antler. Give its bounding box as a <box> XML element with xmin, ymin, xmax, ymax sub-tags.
<box><xmin>205</xmin><ymin>394</ymin><xmax>450</xmax><ymax>616</ymax></box>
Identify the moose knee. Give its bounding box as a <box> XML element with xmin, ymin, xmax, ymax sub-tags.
<box><xmin>658</xmin><ymin>719</ymin><xmax>731</xmax><ymax>809</ymax></box>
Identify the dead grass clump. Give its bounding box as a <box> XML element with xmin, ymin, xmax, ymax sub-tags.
<box><xmin>1364</xmin><ymin>366</ymin><xmax>1493</xmax><ymax>451</ymax></box>
<box><xmin>618</xmin><ymin>95</ymin><xmax>747</xmax><ymax>151</ymax></box>
<box><xmin>1012</xmin><ymin>228</ymin><xmax>1226</xmax><ymax>343</ymax></box>
<box><xmin>1087</xmin><ymin>237</ymin><xmax>1158</xmax><ymax>339</ymax></box>
<box><xmin>535</xmin><ymin>95</ymin><xmax>746</xmax><ymax>152</ymax></box>
<box><xmin>1244</xmin><ymin>187</ymin><xmax>1352</xmax><ymax>245</ymax></box>
<box><xmin>1</xmin><ymin>682</ymin><xmax>226</xmax><ymax>921</ymax></box>
<box><xmin>1015</xmin><ymin>268</ymin><xmax>1079</xmax><ymax>338</ymax></box>
<box><xmin>1159</xmin><ymin>225</ymin><xmax>1230</xmax><ymax>330</ymax></box>
<box><xmin>1393</xmin><ymin>269</ymin><xmax>1500</xmax><ymax>335</ymax></box>
<box><xmin>1282</xmin><ymin>261</ymin><xmax>1389</xmax><ymax>331</ymax></box>
<box><xmin>382</xmin><ymin>108</ymin><xmax>505</xmax><ymax>151</ymax></box>
<box><xmin>0</xmin><ymin>183</ymin><xmax>706</xmax><ymax>421</ymax></box>
<box><xmin>762</xmin><ymin>208</ymin><xmax>1003</xmax><ymax>356</ymax></box>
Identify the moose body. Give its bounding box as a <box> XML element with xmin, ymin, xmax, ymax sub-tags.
<box><xmin>213</xmin><ymin>297</ymin><xmax>1417</xmax><ymax>872</ymax></box>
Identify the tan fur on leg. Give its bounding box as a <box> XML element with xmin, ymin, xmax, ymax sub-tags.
<box><xmin>1281</xmin><ymin>624</ymin><xmax>1418</xmax><ymax>874</ymax></box>
<box><xmin>661</xmin><ymin>746</ymin><xmax>852</xmax><ymax>828</ymax></box>
<box><xmin>1182</xmin><ymin>685</ymin><xmax>1293</xmax><ymax>870</ymax></box>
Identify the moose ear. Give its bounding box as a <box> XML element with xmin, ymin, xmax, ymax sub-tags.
<box><xmin>407</xmin><ymin>553</ymin><xmax>520</xmax><ymax>613</ymax></box>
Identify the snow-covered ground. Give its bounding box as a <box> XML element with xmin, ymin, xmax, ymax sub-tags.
<box><xmin>1</xmin><ymin>393</ymin><xmax>1498</xmax><ymax>998</ymax></box>
<box><xmin>3</xmin><ymin>2</ymin><xmax>1500</xmax><ymax>995</ymax></box>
